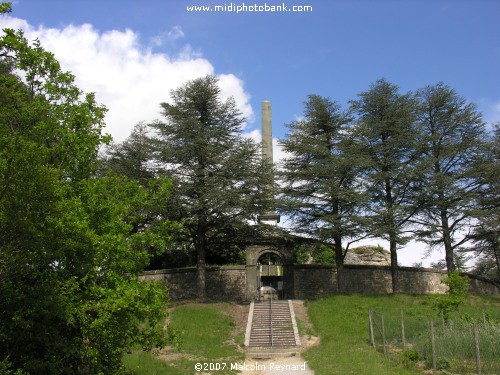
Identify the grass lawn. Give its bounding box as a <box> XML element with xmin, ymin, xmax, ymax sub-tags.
<box><xmin>302</xmin><ymin>294</ymin><xmax>500</xmax><ymax>375</ymax></box>
<box><xmin>123</xmin><ymin>303</ymin><xmax>244</xmax><ymax>374</ymax></box>
<box><xmin>122</xmin><ymin>295</ymin><xmax>499</xmax><ymax>374</ymax></box>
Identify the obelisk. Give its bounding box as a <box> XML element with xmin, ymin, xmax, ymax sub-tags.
<box><xmin>258</xmin><ymin>100</ymin><xmax>280</xmax><ymax>226</ymax></box>
<box><xmin>262</xmin><ymin>101</ymin><xmax>273</xmax><ymax>165</ymax></box>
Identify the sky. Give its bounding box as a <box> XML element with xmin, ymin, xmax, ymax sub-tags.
<box><xmin>2</xmin><ymin>0</ymin><xmax>499</xmax><ymax>266</ymax></box>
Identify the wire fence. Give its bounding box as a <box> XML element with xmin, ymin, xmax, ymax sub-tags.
<box><xmin>368</xmin><ymin>308</ymin><xmax>500</xmax><ymax>374</ymax></box>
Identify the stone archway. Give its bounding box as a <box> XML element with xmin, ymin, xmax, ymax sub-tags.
<box><xmin>245</xmin><ymin>244</ymin><xmax>294</xmax><ymax>301</ymax></box>
<box><xmin>257</xmin><ymin>251</ymin><xmax>284</xmax><ymax>300</ymax></box>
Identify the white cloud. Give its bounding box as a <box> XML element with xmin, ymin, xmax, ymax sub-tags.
<box><xmin>273</xmin><ymin>137</ymin><xmax>290</xmax><ymax>165</ymax></box>
<box><xmin>2</xmin><ymin>17</ymin><xmax>253</xmax><ymax>142</ymax></box>
<box><xmin>150</xmin><ymin>25</ymin><xmax>185</xmax><ymax>47</ymax></box>
<box><xmin>242</xmin><ymin>130</ymin><xmax>289</xmax><ymax>165</ymax></box>
<box><xmin>218</xmin><ymin>73</ymin><xmax>253</xmax><ymax>126</ymax></box>
<box><xmin>243</xmin><ymin>129</ymin><xmax>261</xmax><ymax>143</ymax></box>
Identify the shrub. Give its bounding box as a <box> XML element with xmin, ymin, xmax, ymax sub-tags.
<box><xmin>401</xmin><ymin>349</ymin><xmax>419</xmax><ymax>368</ymax></box>
<box><xmin>436</xmin><ymin>357</ymin><xmax>451</xmax><ymax>370</ymax></box>
<box><xmin>433</xmin><ymin>271</ymin><xmax>470</xmax><ymax>320</ymax></box>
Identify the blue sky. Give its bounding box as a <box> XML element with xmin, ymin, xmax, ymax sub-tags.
<box><xmin>7</xmin><ymin>0</ymin><xmax>500</xmax><ymax>139</ymax></box>
<box><xmin>3</xmin><ymin>0</ymin><xmax>499</xmax><ymax>265</ymax></box>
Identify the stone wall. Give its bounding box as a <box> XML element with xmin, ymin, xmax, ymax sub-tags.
<box><xmin>468</xmin><ymin>275</ymin><xmax>500</xmax><ymax>296</ymax></box>
<box><xmin>292</xmin><ymin>265</ymin><xmax>447</xmax><ymax>296</ymax></box>
<box><xmin>397</xmin><ymin>266</ymin><xmax>448</xmax><ymax>294</ymax></box>
<box><xmin>293</xmin><ymin>265</ymin><xmax>338</xmax><ymax>299</ymax></box>
<box><xmin>343</xmin><ymin>265</ymin><xmax>394</xmax><ymax>294</ymax></box>
<box><xmin>206</xmin><ymin>266</ymin><xmax>247</xmax><ymax>301</ymax></box>
<box><xmin>140</xmin><ymin>264</ymin><xmax>499</xmax><ymax>301</ymax></box>
<box><xmin>140</xmin><ymin>266</ymin><xmax>247</xmax><ymax>302</ymax></box>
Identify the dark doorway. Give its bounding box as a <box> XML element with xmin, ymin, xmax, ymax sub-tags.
<box><xmin>257</xmin><ymin>252</ymin><xmax>284</xmax><ymax>300</ymax></box>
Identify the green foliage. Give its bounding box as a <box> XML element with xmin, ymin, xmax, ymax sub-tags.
<box><xmin>149</xmin><ymin>75</ymin><xmax>263</xmax><ymax>296</ymax></box>
<box><xmin>294</xmin><ymin>243</ymin><xmax>335</xmax><ymax>265</ymax></box>
<box><xmin>417</xmin><ymin>320</ymin><xmax>499</xmax><ymax>373</ymax></box>
<box><xmin>305</xmin><ymin>295</ymin><xmax>423</xmax><ymax>374</ymax></box>
<box><xmin>0</xmin><ymin>23</ymin><xmax>171</xmax><ymax>374</ymax></box>
<box><xmin>279</xmin><ymin>95</ymin><xmax>367</xmax><ymax>292</ymax></box>
<box><xmin>123</xmin><ymin>303</ymin><xmax>243</xmax><ymax>375</ymax></box>
<box><xmin>353</xmin><ymin>245</ymin><xmax>387</xmax><ymax>255</ymax></box>
<box><xmin>0</xmin><ymin>2</ymin><xmax>12</xmax><ymax>14</ymax></box>
<box><xmin>101</xmin><ymin>122</ymin><xmax>156</xmax><ymax>186</ymax></box>
<box><xmin>168</xmin><ymin>304</ymin><xmax>240</xmax><ymax>358</ymax></box>
<box><xmin>350</xmin><ymin>79</ymin><xmax>420</xmax><ymax>292</ymax></box>
<box><xmin>414</xmin><ymin>83</ymin><xmax>487</xmax><ymax>272</ymax></box>
<box><xmin>279</xmin><ymin>95</ymin><xmax>366</xmax><ymax>248</ymax></box>
<box><xmin>122</xmin><ymin>351</ymin><xmax>173</xmax><ymax>375</ymax></box>
<box><xmin>401</xmin><ymin>349</ymin><xmax>419</xmax><ymax>368</ymax></box>
<box><xmin>433</xmin><ymin>271</ymin><xmax>471</xmax><ymax>320</ymax></box>
<box><xmin>367</xmin><ymin>295</ymin><xmax>499</xmax><ymax>374</ymax></box>
<box><xmin>307</xmin><ymin>294</ymin><xmax>499</xmax><ymax>374</ymax></box>
<box><xmin>436</xmin><ymin>357</ymin><xmax>451</xmax><ymax>371</ymax></box>
<box><xmin>466</xmin><ymin>123</ymin><xmax>500</xmax><ymax>281</ymax></box>
<box><xmin>0</xmin><ymin>28</ymin><xmax>109</xmax><ymax>183</ymax></box>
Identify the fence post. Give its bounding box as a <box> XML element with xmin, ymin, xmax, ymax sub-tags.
<box><xmin>441</xmin><ymin>309</ymin><xmax>445</xmax><ymax>329</ymax></box>
<box><xmin>430</xmin><ymin>320</ymin><xmax>436</xmax><ymax>374</ymax></box>
<box><xmin>369</xmin><ymin>309</ymin><xmax>375</xmax><ymax>349</ymax></box>
<box><xmin>400</xmin><ymin>308</ymin><xmax>406</xmax><ymax>351</ymax></box>
<box><xmin>381</xmin><ymin>314</ymin><xmax>387</xmax><ymax>356</ymax></box>
<box><xmin>473</xmin><ymin>323</ymin><xmax>482</xmax><ymax>375</ymax></box>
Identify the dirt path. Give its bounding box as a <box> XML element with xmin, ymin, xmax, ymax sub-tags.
<box><xmin>235</xmin><ymin>356</ymin><xmax>314</xmax><ymax>375</ymax></box>
<box><xmin>155</xmin><ymin>301</ymin><xmax>318</xmax><ymax>374</ymax></box>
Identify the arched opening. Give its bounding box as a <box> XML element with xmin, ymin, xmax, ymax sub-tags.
<box><xmin>257</xmin><ymin>252</ymin><xmax>284</xmax><ymax>300</ymax></box>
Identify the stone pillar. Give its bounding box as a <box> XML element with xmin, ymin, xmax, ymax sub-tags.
<box><xmin>258</xmin><ymin>101</ymin><xmax>280</xmax><ymax>226</ymax></box>
<box><xmin>262</xmin><ymin>100</ymin><xmax>273</xmax><ymax>165</ymax></box>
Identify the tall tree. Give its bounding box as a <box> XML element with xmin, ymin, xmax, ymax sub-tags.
<box><xmin>278</xmin><ymin>95</ymin><xmax>367</xmax><ymax>291</ymax></box>
<box><xmin>0</xmin><ymin>27</ymin><xmax>109</xmax><ymax>184</ymax></box>
<box><xmin>466</xmin><ymin>123</ymin><xmax>499</xmax><ymax>281</ymax></box>
<box><xmin>101</xmin><ymin>122</ymin><xmax>157</xmax><ymax>186</ymax></box>
<box><xmin>1</xmin><ymin>15</ymin><xmax>169</xmax><ymax>373</ymax></box>
<box><xmin>149</xmin><ymin>75</ymin><xmax>263</xmax><ymax>297</ymax></box>
<box><xmin>350</xmin><ymin>79</ymin><xmax>420</xmax><ymax>293</ymax></box>
<box><xmin>413</xmin><ymin>83</ymin><xmax>487</xmax><ymax>274</ymax></box>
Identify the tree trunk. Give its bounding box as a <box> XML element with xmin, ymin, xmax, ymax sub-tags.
<box><xmin>384</xmin><ymin>172</ymin><xmax>399</xmax><ymax>294</ymax></box>
<box><xmin>196</xmin><ymin>220</ymin><xmax>207</xmax><ymax>298</ymax></box>
<box><xmin>196</xmin><ymin>249</ymin><xmax>206</xmax><ymax>299</ymax></box>
<box><xmin>334</xmin><ymin>235</ymin><xmax>345</xmax><ymax>293</ymax></box>
<box><xmin>440</xmin><ymin>208</ymin><xmax>455</xmax><ymax>274</ymax></box>
<box><xmin>389</xmin><ymin>236</ymin><xmax>399</xmax><ymax>293</ymax></box>
<box><xmin>331</xmin><ymin>198</ymin><xmax>345</xmax><ymax>293</ymax></box>
<box><xmin>493</xmin><ymin>243</ymin><xmax>500</xmax><ymax>281</ymax></box>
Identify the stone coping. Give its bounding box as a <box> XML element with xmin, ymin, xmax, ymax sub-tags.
<box><xmin>293</xmin><ymin>264</ymin><xmax>448</xmax><ymax>273</ymax></box>
<box><xmin>142</xmin><ymin>265</ymin><xmax>246</xmax><ymax>275</ymax></box>
<box><xmin>141</xmin><ymin>264</ymin><xmax>498</xmax><ymax>288</ymax></box>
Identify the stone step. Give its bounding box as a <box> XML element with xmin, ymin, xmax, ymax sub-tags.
<box><xmin>245</xmin><ymin>300</ymin><xmax>300</xmax><ymax>348</ymax></box>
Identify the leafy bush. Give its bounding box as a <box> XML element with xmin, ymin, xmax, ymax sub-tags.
<box><xmin>433</xmin><ymin>271</ymin><xmax>470</xmax><ymax>320</ymax></box>
<box><xmin>0</xmin><ymin>19</ymin><xmax>172</xmax><ymax>374</ymax></box>
<box><xmin>401</xmin><ymin>349</ymin><xmax>419</xmax><ymax>368</ymax></box>
<box><xmin>436</xmin><ymin>357</ymin><xmax>451</xmax><ymax>371</ymax></box>
<box><xmin>294</xmin><ymin>243</ymin><xmax>335</xmax><ymax>264</ymax></box>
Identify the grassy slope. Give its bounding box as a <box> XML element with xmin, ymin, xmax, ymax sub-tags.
<box><xmin>302</xmin><ymin>294</ymin><xmax>500</xmax><ymax>375</ymax></box>
<box><xmin>303</xmin><ymin>295</ymin><xmax>419</xmax><ymax>375</ymax></box>
<box><xmin>123</xmin><ymin>295</ymin><xmax>499</xmax><ymax>374</ymax></box>
<box><xmin>123</xmin><ymin>303</ymin><xmax>244</xmax><ymax>375</ymax></box>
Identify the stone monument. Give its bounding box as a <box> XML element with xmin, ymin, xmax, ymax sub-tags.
<box><xmin>245</xmin><ymin>101</ymin><xmax>295</xmax><ymax>301</ymax></box>
<box><xmin>258</xmin><ymin>100</ymin><xmax>281</xmax><ymax>226</ymax></box>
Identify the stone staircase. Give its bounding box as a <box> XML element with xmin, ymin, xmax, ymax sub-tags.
<box><xmin>245</xmin><ymin>300</ymin><xmax>300</xmax><ymax>349</ymax></box>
